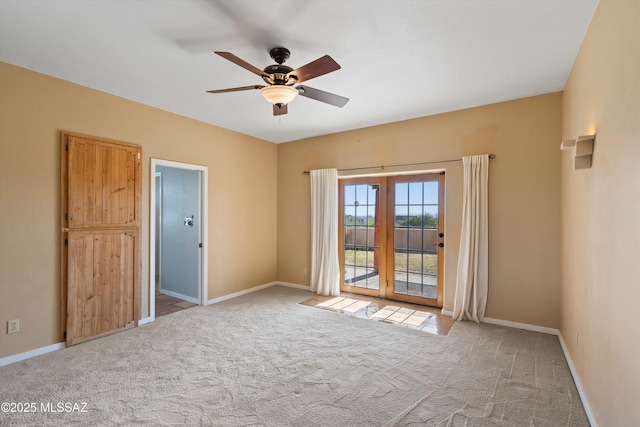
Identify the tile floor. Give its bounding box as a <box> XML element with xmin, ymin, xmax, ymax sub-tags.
<box><xmin>155</xmin><ymin>291</ymin><xmax>197</xmax><ymax>318</ymax></box>
<box><xmin>300</xmin><ymin>293</ymin><xmax>454</xmax><ymax>336</ymax></box>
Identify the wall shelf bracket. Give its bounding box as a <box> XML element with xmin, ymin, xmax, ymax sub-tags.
<box><xmin>561</xmin><ymin>134</ymin><xmax>594</xmax><ymax>170</ymax></box>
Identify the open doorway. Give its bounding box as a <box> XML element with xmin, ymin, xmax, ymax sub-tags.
<box><xmin>149</xmin><ymin>159</ymin><xmax>208</xmax><ymax>321</ymax></box>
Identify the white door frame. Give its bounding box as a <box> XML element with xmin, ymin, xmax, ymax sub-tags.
<box><xmin>155</xmin><ymin>172</ymin><xmax>162</xmax><ymax>295</ymax></box>
<box><xmin>149</xmin><ymin>158</ymin><xmax>208</xmax><ymax>322</ymax></box>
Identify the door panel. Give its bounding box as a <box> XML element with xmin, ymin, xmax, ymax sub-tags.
<box><xmin>387</xmin><ymin>174</ymin><xmax>444</xmax><ymax>307</ymax></box>
<box><xmin>67</xmin><ymin>135</ymin><xmax>139</xmax><ymax>228</ymax></box>
<box><xmin>66</xmin><ymin>230</ymin><xmax>137</xmax><ymax>345</ymax></box>
<box><xmin>339</xmin><ymin>174</ymin><xmax>444</xmax><ymax>307</ymax></box>
<box><xmin>62</xmin><ymin>133</ymin><xmax>141</xmax><ymax>345</ymax></box>
<box><xmin>339</xmin><ymin>177</ymin><xmax>387</xmax><ymax>297</ymax></box>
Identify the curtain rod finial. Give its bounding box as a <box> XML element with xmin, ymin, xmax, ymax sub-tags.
<box><xmin>489</xmin><ymin>154</ymin><xmax>496</xmax><ymax>159</ymax></box>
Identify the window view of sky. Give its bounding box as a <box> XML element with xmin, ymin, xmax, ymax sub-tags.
<box><xmin>344</xmin><ymin>182</ymin><xmax>439</xmax><ymax>220</ymax></box>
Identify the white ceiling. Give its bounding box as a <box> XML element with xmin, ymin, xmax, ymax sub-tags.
<box><xmin>0</xmin><ymin>0</ymin><xmax>598</xmax><ymax>143</ymax></box>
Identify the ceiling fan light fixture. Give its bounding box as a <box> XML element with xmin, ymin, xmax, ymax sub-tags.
<box><xmin>260</xmin><ymin>85</ymin><xmax>298</xmax><ymax>106</ymax></box>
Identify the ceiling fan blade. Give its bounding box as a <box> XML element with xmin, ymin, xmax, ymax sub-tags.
<box><xmin>273</xmin><ymin>104</ymin><xmax>288</xmax><ymax>116</ymax></box>
<box><xmin>215</xmin><ymin>51</ymin><xmax>268</xmax><ymax>78</ymax></box>
<box><xmin>206</xmin><ymin>85</ymin><xmax>264</xmax><ymax>94</ymax></box>
<box><xmin>289</xmin><ymin>55</ymin><xmax>340</xmax><ymax>83</ymax></box>
<box><xmin>297</xmin><ymin>85</ymin><xmax>349</xmax><ymax>107</ymax></box>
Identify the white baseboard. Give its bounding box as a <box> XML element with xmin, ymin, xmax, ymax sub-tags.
<box><xmin>557</xmin><ymin>333</ymin><xmax>598</xmax><ymax>427</ymax></box>
<box><xmin>482</xmin><ymin>317</ymin><xmax>559</xmax><ymax>336</ymax></box>
<box><xmin>206</xmin><ymin>281</ymin><xmax>311</xmax><ymax>305</ymax></box>
<box><xmin>441</xmin><ymin>310</ymin><xmax>559</xmax><ymax>335</ymax></box>
<box><xmin>158</xmin><ymin>289</ymin><xmax>199</xmax><ymax>305</ymax></box>
<box><xmin>138</xmin><ymin>316</ymin><xmax>154</xmax><ymax>326</ymax></box>
<box><xmin>275</xmin><ymin>281</ymin><xmax>311</xmax><ymax>291</ymax></box>
<box><xmin>207</xmin><ymin>281</ymin><xmax>279</xmax><ymax>305</ymax></box>
<box><xmin>0</xmin><ymin>342</ymin><xmax>66</xmax><ymax>367</ymax></box>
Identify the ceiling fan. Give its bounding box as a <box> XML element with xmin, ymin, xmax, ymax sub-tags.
<box><xmin>207</xmin><ymin>47</ymin><xmax>349</xmax><ymax>116</ymax></box>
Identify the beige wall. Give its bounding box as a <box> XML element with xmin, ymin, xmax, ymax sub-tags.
<box><xmin>277</xmin><ymin>92</ymin><xmax>562</xmax><ymax>327</ymax></box>
<box><xmin>561</xmin><ymin>0</ymin><xmax>640</xmax><ymax>425</ymax></box>
<box><xmin>0</xmin><ymin>62</ymin><xmax>278</xmax><ymax>358</ymax></box>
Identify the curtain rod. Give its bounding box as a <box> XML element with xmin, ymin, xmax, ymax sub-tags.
<box><xmin>302</xmin><ymin>153</ymin><xmax>496</xmax><ymax>175</ymax></box>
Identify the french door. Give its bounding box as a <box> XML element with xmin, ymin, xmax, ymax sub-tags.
<box><xmin>339</xmin><ymin>173</ymin><xmax>444</xmax><ymax>307</ymax></box>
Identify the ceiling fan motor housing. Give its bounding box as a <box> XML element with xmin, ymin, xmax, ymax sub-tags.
<box><xmin>262</xmin><ymin>47</ymin><xmax>298</xmax><ymax>86</ymax></box>
<box><xmin>262</xmin><ymin>64</ymin><xmax>297</xmax><ymax>86</ymax></box>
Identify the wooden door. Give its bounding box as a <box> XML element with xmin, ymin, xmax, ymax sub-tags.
<box><xmin>61</xmin><ymin>133</ymin><xmax>141</xmax><ymax>346</ymax></box>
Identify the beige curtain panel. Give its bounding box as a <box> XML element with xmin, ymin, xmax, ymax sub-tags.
<box><xmin>310</xmin><ymin>168</ymin><xmax>340</xmax><ymax>296</ymax></box>
<box><xmin>453</xmin><ymin>155</ymin><xmax>489</xmax><ymax>322</ymax></box>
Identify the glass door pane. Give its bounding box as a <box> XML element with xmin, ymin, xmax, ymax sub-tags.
<box><xmin>340</xmin><ymin>178</ymin><xmax>385</xmax><ymax>296</ymax></box>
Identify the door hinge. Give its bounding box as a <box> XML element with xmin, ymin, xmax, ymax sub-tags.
<box><xmin>65</xmin><ymin>143</ymin><xmax>69</xmax><ymax>151</ymax></box>
<box><xmin>65</xmin><ymin>213</ymin><xmax>68</xmax><ymax>221</ymax></box>
<box><xmin>63</xmin><ymin>331</ymin><xmax>66</xmax><ymax>340</ymax></box>
<box><xmin>64</xmin><ymin>239</ymin><xmax>68</xmax><ymax>246</ymax></box>
<box><xmin>198</xmin><ymin>243</ymin><xmax>202</xmax><ymax>248</ymax></box>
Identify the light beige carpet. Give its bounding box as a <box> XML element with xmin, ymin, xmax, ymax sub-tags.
<box><xmin>0</xmin><ymin>286</ymin><xmax>588</xmax><ymax>426</ymax></box>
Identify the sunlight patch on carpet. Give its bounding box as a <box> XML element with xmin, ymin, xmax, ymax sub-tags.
<box><xmin>317</xmin><ymin>296</ymin><xmax>344</xmax><ymax>307</ymax></box>
<box><xmin>319</xmin><ymin>297</ymin><xmax>372</xmax><ymax>313</ymax></box>
<box><xmin>372</xmin><ymin>306</ymin><xmax>398</xmax><ymax>319</ymax></box>
<box><xmin>342</xmin><ymin>300</ymin><xmax>371</xmax><ymax>313</ymax></box>
<box><xmin>301</xmin><ymin>294</ymin><xmax>450</xmax><ymax>335</ymax></box>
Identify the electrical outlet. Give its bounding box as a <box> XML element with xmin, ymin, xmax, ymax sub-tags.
<box><xmin>8</xmin><ymin>319</ymin><xmax>19</xmax><ymax>334</ymax></box>
<box><xmin>302</xmin><ymin>267</ymin><xmax>308</xmax><ymax>276</ymax></box>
